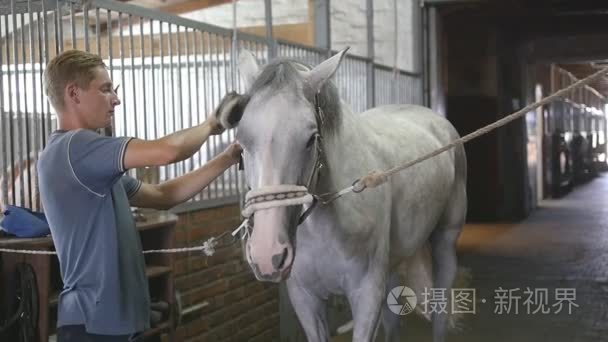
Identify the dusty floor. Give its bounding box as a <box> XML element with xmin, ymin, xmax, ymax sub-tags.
<box><xmin>333</xmin><ymin>173</ymin><xmax>608</xmax><ymax>342</ymax></box>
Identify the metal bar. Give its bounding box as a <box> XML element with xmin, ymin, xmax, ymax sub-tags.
<box><xmin>119</xmin><ymin>12</ymin><xmax>127</xmax><ymax>137</ymax></box>
<box><xmin>106</xmin><ymin>9</ymin><xmax>115</xmax><ymax>133</ymax></box>
<box><xmin>185</xmin><ymin>27</ymin><xmax>192</xmax><ymax>173</ymax></box>
<box><xmin>313</xmin><ymin>0</ymin><xmax>330</xmax><ymax>55</ymax></box>
<box><xmin>70</xmin><ymin>0</ymin><xmax>75</xmax><ymax>49</ymax></box>
<box><xmin>27</xmin><ymin>0</ymin><xmax>37</xmax><ymax>208</ymax></box>
<box><xmin>96</xmin><ymin>8</ymin><xmax>100</xmax><ymax>55</ymax></box>
<box><xmin>275</xmin><ymin>39</ymin><xmax>328</xmax><ymax>56</ymax></box>
<box><xmin>176</xmin><ymin>25</ymin><xmax>185</xmax><ymax>176</ymax></box>
<box><xmin>160</xmin><ymin>21</ymin><xmax>167</xmax><ymax>181</ymax></box>
<box><xmin>149</xmin><ymin>19</ymin><xmax>157</xmax><ymax>141</ymax></box>
<box><xmin>129</xmin><ymin>14</ymin><xmax>137</xmax><ymax>139</ymax></box>
<box><xmin>84</xmin><ymin>1</ymin><xmax>90</xmax><ymax>51</ymax></box>
<box><xmin>168</xmin><ymin>23</ymin><xmax>177</xmax><ymax>179</ymax></box>
<box><xmin>366</xmin><ymin>0</ymin><xmax>375</xmax><ymax>109</ymax></box>
<box><xmin>89</xmin><ymin>0</ymin><xmax>266</xmax><ymax>44</ymax></box>
<box><xmin>41</xmin><ymin>0</ymin><xmax>49</xmax><ymax>145</ymax></box>
<box><xmin>264</xmin><ymin>0</ymin><xmax>276</xmax><ymax>59</ymax></box>
<box><xmin>203</xmin><ymin>31</ymin><xmax>212</xmax><ymax>200</ymax></box>
<box><xmin>12</xmin><ymin>0</ymin><xmax>24</xmax><ymax>206</ymax></box>
<box><xmin>55</xmin><ymin>0</ymin><xmax>62</xmax><ymax>53</ymax></box>
<box><xmin>212</xmin><ymin>33</ymin><xmax>220</xmax><ymax>198</ymax></box>
<box><xmin>221</xmin><ymin>36</ymin><xmax>228</xmax><ymax>195</ymax></box>
<box><xmin>140</xmin><ymin>16</ymin><xmax>147</xmax><ymax>140</ymax></box>
<box><xmin>0</xmin><ymin>14</ymin><xmax>7</xmax><ymax>207</ymax></box>
<box><xmin>193</xmin><ymin>29</ymin><xmax>201</xmax><ymax>200</ymax></box>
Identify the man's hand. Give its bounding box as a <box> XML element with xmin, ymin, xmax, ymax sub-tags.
<box><xmin>220</xmin><ymin>142</ymin><xmax>243</xmax><ymax>166</ymax></box>
<box><xmin>212</xmin><ymin>91</ymin><xmax>249</xmax><ymax>133</ymax></box>
<box><xmin>205</xmin><ymin>116</ymin><xmax>225</xmax><ymax>135</ymax></box>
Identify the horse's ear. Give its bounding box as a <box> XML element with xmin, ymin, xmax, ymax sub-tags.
<box><xmin>305</xmin><ymin>47</ymin><xmax>349</xmax><ymax>93</ymax></box>
<box><xmin>238</xmin><ymin>49</ymin><xmax>260</xmax><ymax>89</ymax></box>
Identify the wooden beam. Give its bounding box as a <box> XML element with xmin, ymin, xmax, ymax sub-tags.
<box><xmin>159</xmin><ymin>0</ymin><xmax>234</xmax><ymax>15</ymax></box>
<box><xmin>0</xmin><ymin>30</ymin><xmax>233</xmax><ymax>65</ymax></box>
<box><xmin>239</xmin><ymin>23</ymin><xmax>313</xmax><ymax>46</ymax></box>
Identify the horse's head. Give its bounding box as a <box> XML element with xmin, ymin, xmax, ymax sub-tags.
<box><xmin>221</xmin><ymin>48</ymin><xmax>348</xmax><ymax>282</ymax></box>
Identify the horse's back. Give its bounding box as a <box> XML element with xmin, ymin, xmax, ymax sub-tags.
<box><xmin>359</xmin><ymin>104</ymin><xmax>460</xmax><ymax>146</ymax></box>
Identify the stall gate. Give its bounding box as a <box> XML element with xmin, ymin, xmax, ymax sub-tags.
<box><xmin>0</xmin><ymin>0</ymin><xmax>422</xmax><ymax>214</ymax></box>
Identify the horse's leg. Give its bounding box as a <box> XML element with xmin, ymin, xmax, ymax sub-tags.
<box><xmin>430</xmin><ymin>181</ymin><xmax>466</xmax><ymax>342</ymax></box>
<box><xmin>286</xmin><ymin>277</ymin><xmax>330</xmax><ymax>341</ymax></box>
<box><xmin>347</xmin><ymin>268</ymin><xmax>388</xmax><ymax>342</ymax></box>
<box><xmin>381</xmin><ymin>271</ymin><xmax>402</xmax><ymax>342</ymax></box>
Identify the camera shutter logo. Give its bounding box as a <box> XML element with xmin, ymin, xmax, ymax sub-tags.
<box><xmin>387</xmin><ymin>286</ymin><xmax>417</xmax><ymax>315</ymax></box>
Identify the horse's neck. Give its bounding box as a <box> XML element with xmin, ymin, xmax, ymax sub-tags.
<box><xmin>317</xmin><ymin>104</ymin><xmax>368</xmax><ymax>201</ymax></box>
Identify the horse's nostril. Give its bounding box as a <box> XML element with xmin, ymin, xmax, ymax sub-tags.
<box><xmin>272</xmin><ymin>248</ymin><xmax>289</xmax><ymax>270</ymax></box>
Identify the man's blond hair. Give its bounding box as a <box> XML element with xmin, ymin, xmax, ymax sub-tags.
<box><xmin>44</xmin><ymin>50</ymin><xmax>106</xmax><ymax>111</ymax></box>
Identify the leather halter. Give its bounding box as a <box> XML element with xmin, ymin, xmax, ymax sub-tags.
<box><xmin>241</xmin><ymin>92</ymin><xmax>326</xmax><ymax>226</ymax></box>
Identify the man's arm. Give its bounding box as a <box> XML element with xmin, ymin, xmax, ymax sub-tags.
<box><xmin>123</xmin><ymin>92</ymin><xmax>243</xmax><ymax>170</ymax></box>
<box><xmin>128</xmin><ymin>142</ymin><xmax>242</xmax><ymax>210</ymax></box>
<box><xmin>123</xmin><ymin>118</ymin><xmax>220</xmax><ymax>170</ymax></box>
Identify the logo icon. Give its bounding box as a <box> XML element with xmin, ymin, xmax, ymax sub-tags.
<box><xmin>387</xmin><ymin>286</ymin><xmax>417</xmax><ymax>315</ymax></box>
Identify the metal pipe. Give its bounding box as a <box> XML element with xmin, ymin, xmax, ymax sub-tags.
<box><xmin>129</xmin><ymin>14</ymin><xmax>137</xmax><ymax>139</ymax></box>
<box><xmin>70</xmin><ymin>0</ymin><xmax>75</xmax><ymax>49</ymax></box>
<box><xmin>84</xmin><ymin>1</ymin><xmax>90</xmax><ymax>51</ymax></box>
<box><xmin>119</xmin><ymin>12</ymin><xmax>127</xmax><ymax>138</ymax></box>
<box><xmin>149</xmin><ymin>19</ymin><xmax>157</xmax><ymax>142</ymax></box>
<box><xmin>176</xmin><ymin>25</ymin><xmax>185</xmax><ymax>176</ymax></box>
<box><xmin>203</xmin><ymin>31</ymin><xmax>212</xmax><ymax>200</ymax></box>
<box><xmin>185</xmin><ymin>28</ymin><xmax>192</xmax><ymax>173</ymax></box>
<box><xmin>160</xmin><ymin>21</ymin><xmax>167</xmax><ymax>181</ymax></box>
<box><xmin>221</xmin><ymin>36</ymin><xmax>229</xmax><ymax>195</ymax></box>
<box><xmin>0</xmin><ymin>14</ymin><xmax>7</xmax><ymax>207</ymax></box>
<box><xmin>168</xmin><ymin>23</ymin><xmax>177</xmax><ymax>179</ymax></box>
<box><xmin>140</xmin><ymin>16</ymin><xmax>147</xmax><ymax>140</ymax></box>
<box><xmin>56</xmin><ymin>0</ymin><xmax>62</xmax><ymax>53</ymax></box>
<box><xmin>212</xmin><ymin>33</ymin><xmax>220</xmax><ymax>198</ymax></box>
<box><xmin>263</xmin><ymin>0</ymin><xmax>275</xmax><ymax>59</ymax></box>
<box><xmin>107</xmin><ymin>9</ymin><xmax>115</xmax><ymax>132</ymax></box>
<box><xmin>366</xmin><ymin>0</ymin><xmax>374</xmax><ymax>109</ymax></box>
<box><xmin>193</xmin><ymin>29</ymin><xmax>202</xmax><ymax>200</ymax></box>
<box><xmin>96</xmin><ymin>8</ymin><xmax>100</xmax><ymax>55</ymax></box>
<box><xmin>12</xmin><ymin>0</ymin><xmax>24</xmax><ymax>206</ymax></box>
<box><xmin>26</xmin><ymin>1</ymin><xmax>36</xmax><ymax>208</ymax></box>
<box><xmin>40</xmin><ymin>0</ymin><xmax>48</xmax><ymax>146</ymax></box>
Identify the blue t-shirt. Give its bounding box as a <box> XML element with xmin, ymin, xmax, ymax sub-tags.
<box><xmin>37</xmin><ymin>129</ymin><xmax>150</xmax><ymax>335</ymax></box>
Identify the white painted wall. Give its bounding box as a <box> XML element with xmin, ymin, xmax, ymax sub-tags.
<box><xmin>180</xmin><ymin>0</ymin><xmax>418</xmax><ymax>72</ymax></box>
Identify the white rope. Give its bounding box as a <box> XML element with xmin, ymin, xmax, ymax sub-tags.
<box><xmin>0</xmin><ymin>248</ymin><xmax>56</xmax><ymax>255</ymax></box>
<box><xmin>0</xmin><ymin>219</ymin><xmax>250</xmax><ymax>257</ymax></box>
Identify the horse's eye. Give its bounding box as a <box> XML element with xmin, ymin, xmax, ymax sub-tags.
<box><xmin>306</xmin><ymin>134</ymin><xmax>318</xmax><ymax>149</ymax></box>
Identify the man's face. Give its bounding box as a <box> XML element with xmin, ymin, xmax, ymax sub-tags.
<box><xmin>75</xmin><ymin>66</ymin><xmax>120</xmax><ymax>129</ymax></box>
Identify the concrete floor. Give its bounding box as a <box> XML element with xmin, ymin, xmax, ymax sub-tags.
<box><xmin>334</xmin><ymin>173</ymin><xmax>608</xmax><ymax>342</ymax></box>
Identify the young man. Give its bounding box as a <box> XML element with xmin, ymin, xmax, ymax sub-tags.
<box><xmin>38</xmin><ymin>49</ymin><xmax>242</xmax><ymax>341</ymax></box>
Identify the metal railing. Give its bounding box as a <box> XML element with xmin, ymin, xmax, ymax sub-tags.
<box><xmin>0</xmin><ymin>0</ymin><xmax>422</xmax><ymax>213</ymax></box>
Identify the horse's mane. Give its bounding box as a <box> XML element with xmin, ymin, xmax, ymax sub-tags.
<box><xmin>246</xmin><ymin>58</ymin><xmax>343</xmax><ymax>137</ymax></box>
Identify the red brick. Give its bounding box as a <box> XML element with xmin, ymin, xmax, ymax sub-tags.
<box><xmin>183</xmin><ymin>279</ymin><xmax>229</xmax><ymax>306</ymax></box>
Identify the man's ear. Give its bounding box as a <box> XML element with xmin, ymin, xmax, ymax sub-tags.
<box><xmin>66</xmin><ymin>82</ymin><xmax>80</xmax><ymax>105</ymax></box>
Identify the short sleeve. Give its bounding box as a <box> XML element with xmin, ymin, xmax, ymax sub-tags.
<box><xmin>68</xmin><ymin>129</ymin><xmax>133</xmax><ymax>196</ymax></box>
<box><xmin>121</xmin><ymin>175</ymin><xmax>142</xmax><ymax>199</ymax></box>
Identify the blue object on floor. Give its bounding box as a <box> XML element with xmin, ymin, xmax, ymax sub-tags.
<box><xmin>1</xmin><ymin>205</ymin><xmax>50</xmax><ymax>238</ymax></box>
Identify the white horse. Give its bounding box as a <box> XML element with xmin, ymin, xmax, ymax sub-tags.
<box><xmin>221</xmin><ymin>49</ymin><xmax>467</xmax><ymax>342</ymax></box>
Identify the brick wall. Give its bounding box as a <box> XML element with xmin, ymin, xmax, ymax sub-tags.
<box><xmin>172</xmin><ymin>204</ymin><xmax>280</xmax><ymax>342</ymax></box>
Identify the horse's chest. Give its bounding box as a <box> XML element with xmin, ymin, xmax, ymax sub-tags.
<box><xmin>294</xmin><ymin>229</ymin><xmax>370</xmax><ymax>297</ymax></box>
